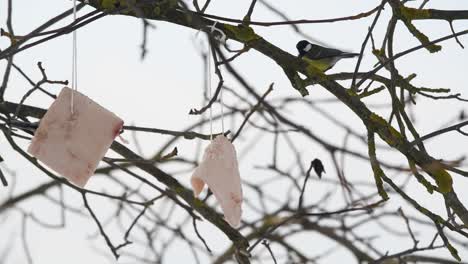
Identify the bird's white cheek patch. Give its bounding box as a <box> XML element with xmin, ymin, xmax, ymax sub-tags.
<box><xmin>28</xmin><ymin>87</ymin><xmax>123</xmax><ymax>187</ymax></box>
<box><xmin>304</xmin><ymin>44</ymin><xmax>312</xmax><ymax>52</ymax></box>
<box><xmin>190</xmin><ymin>135</ymin><xmax>243</xmax><ymax>227</ymax></box>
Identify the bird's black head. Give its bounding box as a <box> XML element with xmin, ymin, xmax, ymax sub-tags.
<box><xmin>296</xmin><ymin>40</ymin><xmax>310</xmax><ymax>56</ymax></box>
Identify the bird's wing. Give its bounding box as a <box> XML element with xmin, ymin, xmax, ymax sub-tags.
<box><xmin>195</xmin><ymin>136</ymin><xmax>243</xmax><ymax>227</ymax></box>
<box><xmin>305</xmin><ymin>46</ymin><xmax>345</xmax><ymax>60</ymax></box>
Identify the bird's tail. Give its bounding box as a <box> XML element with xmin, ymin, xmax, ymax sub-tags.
<box><xmin>340</xmin><ymin>52</ymin><xmax>360</xmax><ymax>58</ymax></box>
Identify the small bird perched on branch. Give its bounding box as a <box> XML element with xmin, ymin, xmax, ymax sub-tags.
<box><xmin>296</xmin><ymin>40</ymin><xmax>359</xmax><ymax>72</ymax></box>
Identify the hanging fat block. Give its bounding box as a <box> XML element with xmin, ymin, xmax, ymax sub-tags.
<box><xmin>28</xmin><ymin>87</ymin><xmax>123</xmax><ymax>187</ymax></box>
<box><xmin>191</xmin><ymin>135</ymin><xmax>243</xmax><ymax>227</ymax></box>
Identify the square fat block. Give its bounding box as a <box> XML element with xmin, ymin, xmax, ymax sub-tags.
<box><xmin>28</xmin><ymin>87</ymin><xmax>123</xmax><ymax>187</ymax></box>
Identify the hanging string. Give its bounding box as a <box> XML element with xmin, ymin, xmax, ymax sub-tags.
<box><xmin>206</xmin><ymin>21</ymin><xmax>227</xmax><ymax>139</ymax></box>
<box><xmin>220</xmin><ymin>73</ymin><xmax>224</xmax><ymax>134</ymax></box>
<box><xmin>207</xmin><ymin>37</ymin><xmax>213</xmax><ymax>140</ymax></box>
<box><xmin>70</xmin><ymin>0</ymin><xmax>78</xmax><ymax>115</ymax></box>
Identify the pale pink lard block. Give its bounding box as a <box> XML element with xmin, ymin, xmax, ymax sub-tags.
<box><xmin>191</xmin><ymin>135</ymin><xmax>243</xmax><ymax>227</ymax></box>
<box><xmin>28</xmin><ymin>87</ymin><xmax>123</xmax><ymax>187</ymax></box>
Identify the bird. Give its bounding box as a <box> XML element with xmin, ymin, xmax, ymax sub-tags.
<box><xmin>296</xmin><ymin>40</ymin><xmax>359</xmax><ymax>72</ymax></box>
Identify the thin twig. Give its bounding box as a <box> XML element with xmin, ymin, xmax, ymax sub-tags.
<box><xmin>82</xmin><ymin>193</ymin><xmax>120</xmax><ymax>259</ymax></box>
<box><xmin>123</xmin><ymin>125</ymin><xmax>227</xmax><ymax>140</ymax></box>
<box><xmin>297</xmin><ymin>161</ymin><xmax>314</xmax><ymax>210</ymax></box>
<box><xmin>351</xmin><ymin>0</ymin><xmax>387</xmax><ymax>91</ymax></box>
<box><xmin>261</xmin><ymin>240</ymin><xmax>278</xmax><ymax>264</ymax></box>
<box><xmin>232</xmin><ymin>83</ymin><xmax>274</xmax><ymax>142</ymax></box>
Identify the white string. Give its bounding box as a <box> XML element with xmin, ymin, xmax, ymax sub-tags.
<box><xmin>208</xmin><ymin>37</ymin><xmax>213</xmax><ymax>140</ymax></box>
<box><xmin>220</xmin><ymin>78</ymin><xmax>224</xmax><ymax>133</ymax></box>
<box><xmin>70</xmin><ymin>0</ymin><xmax>78</xmax><ymax>115</ymax></box>
<box><xmin>206</xmin><ymin>21</ymin><xmax>227</xmax><ymax>138</ymax></box>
